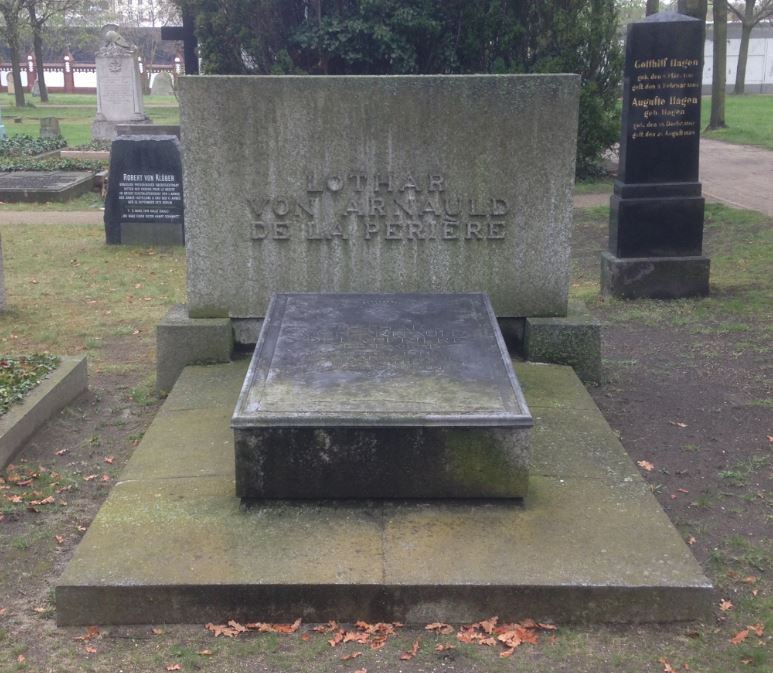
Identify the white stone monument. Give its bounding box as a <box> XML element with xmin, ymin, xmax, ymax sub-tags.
<box><xmin>91</xmin><ymin>25</ymin><xmax>149</xmax><ymax>140</ymax></box>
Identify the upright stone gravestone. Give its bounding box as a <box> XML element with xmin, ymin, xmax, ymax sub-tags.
<box><xmin>39</xmin><ymin>117</ymin><xmax>60</xmax><ymax>139</ymax></box>
<box><xmin>91</xmin><ymin>25</ymin><xmax>149</xmax><ymax>141</ymax></box>
<box><xmin>601</xmin><ymin>12</ymin><xmax>710</xmax><ymax>299</ymax></box>
<box><xmin>150</xmin><ymin>71</ymin><xmax>175</xmax><ymax>96</ymax></box>
<box><xmin>157</xmin><ymin>74</ymin><xmax>604</xmax><ymax>392</ymax></box>
<box><xmin>104</xmin><ymin>135</ymin><xmax>184</xmax><ymax>245</ymax></box>
<box><xmin>182</xmin><ymin>76</ymin><xmax>579</xmax><ymax>323</ymax></box>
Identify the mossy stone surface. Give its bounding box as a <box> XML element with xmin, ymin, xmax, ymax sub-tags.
<box><xmin>56</xmin><ymin>361</ymin><xmax>712</xmax><ymax>626</ymax></box>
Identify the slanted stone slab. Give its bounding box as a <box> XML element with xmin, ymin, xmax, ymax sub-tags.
<box><xmin>233</xmin><ymin>293</ymin><xmax>532</xmax><ymax>499</ymax></box>
<box><xmin>0</xmin><ymin>171</ymin><xmax>94</xmax><ymax>203</ymax></box>
<box><xmin>56</xmin><ymin>361</ymin><xmax>712</xmax><ymax>626</ymax></box>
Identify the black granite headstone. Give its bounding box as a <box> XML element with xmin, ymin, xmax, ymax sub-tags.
<box><xmin>104</xmin><ymin>135</ymin><xmax>184</xmax><ymax>246</ymax></box>
<box><xmin>602</xmin><ymin>12</ymin><xmax>710</xmax><ymax>299</ymax></box>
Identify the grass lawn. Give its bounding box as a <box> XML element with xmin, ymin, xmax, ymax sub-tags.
<box><xmin>1</xmin><ymin>93</ymin><xmax>179</xmax><ymax>147</ymax></box>
<box><xmin>0</xmin><ymin>202</ymin><xmax>770</xmax><ymax>672</ymax></box>
<box><xmin>701</xmin><ymin>94</ymin><xmax>773</xmax><ymax>150</ymax></box>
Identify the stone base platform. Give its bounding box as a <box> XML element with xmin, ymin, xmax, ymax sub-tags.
<box><xmin>56</xmin><ymin>361</ymin><xmax>712</xmax><ymax>626</ymax></box>
<box><xmin>601</xmin><ymin>251</ymin><xmax>710</xmax><ymax>300</ymax></box>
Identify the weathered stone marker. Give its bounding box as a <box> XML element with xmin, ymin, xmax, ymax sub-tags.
<box><xmin>182</xmin><ymin>75</ymin><xmax>579</xmax><ymax>324</ymax></box>
<box><xmin>92</xmin><ymin>25</ymin><xmax>149</xmax><ymax>141</ymax></box>
<box><xmin>602</xmin><ymin>12</ymin><xmax>709</xmax><ymax>299</ymax></box>
<box><xmin>104</xmin><ymin>135</ymin><xmax>184</xmax><ymax>245</ymax></box>
<box><xmin>233</xmin><ymin>293</ymin><xmax>532</xmax><ymax>499</ymax></box>
<box><xmin>158</xmin><ymin>74</ymin><xmax>602</xmax><ymax>393</ymax></box>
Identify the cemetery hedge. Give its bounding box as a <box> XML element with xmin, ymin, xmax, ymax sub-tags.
<box><xmin>175</xmin><ymin>0</ymin><xmax>622</xmax><ymax>177</ymax></box>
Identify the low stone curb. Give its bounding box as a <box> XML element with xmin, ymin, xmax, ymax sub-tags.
<box><xmin>0</xmin><ymin>356</ymin><xmax>88</xmax><ymax>469</ymax></box>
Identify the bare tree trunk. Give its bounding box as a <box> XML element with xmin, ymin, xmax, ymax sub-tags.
<box><xmin>32</xmin><ymin>25</ymin><xmax>48</xmax><ymax>102</ymax></box>
<box><xmin>28</xmin><ymin>4</ymin><xmax>49</xmax><ymax>103</ymax></box>
<box><xmin>709</xmin><ymin>0</ymin><xmax>727</xmax><ymax>127</ymax></box>
<box><xmin>734</xmin><ymin>21</ymin><xmax>753</xmax><ymax>94</ymax></box>
<box><xmin>646</xmin><ymin>0</ymin><xmax>659</xmax><ymax>15</ymax></box>
<box><xmin>9</xmin><ymin>34</ymin><xmax>25</xmax><ymax>108</ymax></box>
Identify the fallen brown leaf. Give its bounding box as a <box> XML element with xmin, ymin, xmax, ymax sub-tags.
<box><xmin>659</xmin><ymin>656</ymin><xmax>676</xmax><ymax>673</ymax></box>
<box><xmin>197</xmin><ymin>650</ymin><xmax>213</xmax><ymax>656</ymax></box>
<box><xmin>425</xmin><ymin>622</ymin><xmax>454</xmax><ymax>635</ymax></box>
<box><xmin>748</xmin><ymin>623</ymin><xmax>764</xmax><ymax>637</ymax></box>
<box><xmin>637</xmin><ymin>460</ymin><xmax>654</xmax><ymax>471</ymax></box>
<box><xmin>245</xmin><ymin>618</ymin><xmax>301</xmax><ymax>634</ymax></box>
<box><xmin>353</xmin><ymin>669</ymin><xmax>367</xmax><ymax>673</ymax></box>
<box><xmin>152</xmin><ymin>627</ymin><xmax>165</xmax><ymax>636</ymax></box>
<box><xmin>399</xmin><ymin>639</ymin><xmax>420</xmax><ymax>661</ymax></box>
<box><xmin>741</xmin><ymin>576</ymin><xmax>758</xmax><ymax>585</ymax></box>
<box><xmin>730</xmin><ymin>629</ymin><xmax>749</xmax><ymax>645</ymax></box>
<box><xmin>343</xmin><ymin>630</ymin><xmax>370</xmax><ymax>645</ymax></box>
<box><xmin>165</xmin><ymin>665</ymin><xmax>182</xmax><ymax>671</ymax></box>
<box><xmin>55</xmin><ymin>535</ymin><xmax>65</xmax><ymax>545</ymax></box>
<box><xmin>85</xmin><ymin>646</ymin><xmax>97</xmax><ymax>654</ymax></box>
<box><xmin>340</xmin><ymin>651</ymin><xmax>363</xmax><ymax>661</ymax></box>
<box><xmin>74</xmin><ymin>626</ymin><xmax>100</xmax><ymax>642</ymax></box>
<box><xmin>104</xmin><ymin>456</ymin><xmax>114</xmax><ymax>464</ymax></box>
<box><xmin>435</xmin><ymin>643</ymin><xmax>456</xmax><ymax>652</ymax></box>
<box><xmin>670</xmin><ymin>421</ymin><xmax>688</xmax><ymax>428</ymax></box>
<box><xmin>83</xmin><ymin>474</ymin><xmax>98</xmax><ymax>482</ymax></box>
<box><xmin>687</xmin><ymin>536</ymin><xmax>696</xmax><ymax>545</ymax></box>
<box><xmin>55</xmin><ymin>449</ymin><xmax>69</xmax><ymax>456</ymax></box>
<box><xmin>328</xmin><ymin>631</ymin><xmax>344</xmax><ymax>647</ymax></box>
<box><xmin>205</xmin><ymin>622</ymin><xmax>243</xmax><ymax>638</ymax></box>
<box><xmin>312</xmin><ymin>620</ymin><xmax>338</xmax><ymax>633</ymax></box>
<box><xmin>719</xmin><ymin>599</ymin><xmax>733</xmax><ymax>612</ymax></box>
<box><xmin>477</xmin><ymin>616</ymin><xmax>498</xmax><ymax>634</ymax></box>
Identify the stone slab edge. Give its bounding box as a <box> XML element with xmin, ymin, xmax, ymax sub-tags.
<box><xmin>0</xmin><ymin>173</ymin><xmax>94</xmax><ymax>204</ymax></box>
<box><xmin>57</xmin><ymin>362</ymin><xmax>713</xmax><ymax>626</ymax></box>
<box><xmin>524</xmin><ymin>302</ymin><xmax>601</xmax><ymax>384</ymax></box>
<box><xmin>0</xmin><ymin>356</ymin><xmax>88</xmax><ymax>469</ymax></box>
<box><xmin>156</xmin><ymin>304</ymin><xmax>232</xmax><ymax>395</ymax></box>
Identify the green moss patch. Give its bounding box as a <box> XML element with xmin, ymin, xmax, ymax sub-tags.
<box><xmin>0</xmin><ymin>354</ymin><xmax>60</xmax><ymax>416</ymax></box>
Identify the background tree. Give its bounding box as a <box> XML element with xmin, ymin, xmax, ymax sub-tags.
<box><xmin>646</xmin><ymin>0</ymin><xmax>659</xmax><ymax>13</ymax></box>
<box><xmin>174</xmin><ymin>0</ymin><xmax>623</xmax><ymax>178</ymax></box>
<box><xmin>0</xmin><ymin>0</ymin><xmax>27</xmax><ymax>107</ymax></box>
<box><xmin>25</xmin><ymin>0</ymin><xmax>82</xmax><ymax>102</ymax></box>
<box><xmin>709</xmin><ymin>0</ymin><xmax>728</xmax><ymax>128</ymax></box>
<box><xmin>729</xmin><ymin>0</ymin><xmax>773</xmax><ymax>94</ymax></box>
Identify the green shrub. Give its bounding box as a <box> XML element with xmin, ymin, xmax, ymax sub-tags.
<box><xmin>0</xmin><ymin>134</ymin><xmax>67</xmax><ymax>158</ymax></box>
<box><xmin>0</xmin><ymin>355</ymin><xmax>60</xmax><ymax>416</ymax></box>
<box><xmin>176</xmin><ymin>0</ymin><xmax>622</xmax><ymax>177</ymax></box>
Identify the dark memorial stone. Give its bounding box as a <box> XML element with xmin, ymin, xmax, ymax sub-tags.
<box><xmin>602</xmin><ymin>12</ymin><xmax>710</xmax><ymax>299</ymax></box>
<box><xmin>104</xmin><ymin>135</ymin><xmax>184</xmax><ymax>246</ymax></box>
<box><xmin>232</xmin><ymin>293</ymin><xmax>533</xmax><ymax>499</ymax></box>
